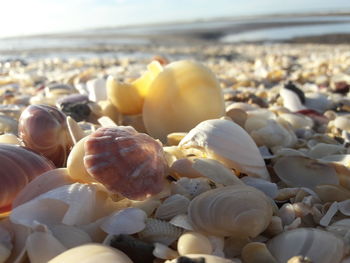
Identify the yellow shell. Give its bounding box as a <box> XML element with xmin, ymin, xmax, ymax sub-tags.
<box><xmin>143</xmin><ymin>60</ymin><xmax>225</xmax><ymax>142</ymax></box>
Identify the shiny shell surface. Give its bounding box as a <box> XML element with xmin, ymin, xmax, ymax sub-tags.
<box><xmin>84</xmin><ymin>126</ymin><xmax>167</xmax><ymax>200</ymax></box>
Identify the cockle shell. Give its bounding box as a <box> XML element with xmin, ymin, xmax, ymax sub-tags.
<box><xmin>0</xmin><ymin>144</ymin><xmax>55</xmax><ymax>213</ymax></box>
<box><xmin>18</xmin><ymin>104</ymin><xmax>73</xmax><ymax>167</ymax></box>
<box><xmin>143</xmin><ymin>60</ymin><xmax>225</xmax><ymax>142</ymax></box>
<box><xmin>188</xmin><ymin>185</ymin><xmax>273</xmax><ymax>238</ymax></box>
<box><xmin>84</xmin><ymin>126</ymin><xmax>168</xmax><ymax>200</ymax></box>
<box><xmin>179</xmin><ymin>119</ymin><xmax>270</xmax><ymax>180</ymax></box>
<box><xmin>48</xmin><ymin>244</ymin><xmax>133</xmax><ymax>263</ymax></box>
<box><xmin>267</xmin><ymin>228</ymin><xmax>345</xmax><ymax>263</ymax></box>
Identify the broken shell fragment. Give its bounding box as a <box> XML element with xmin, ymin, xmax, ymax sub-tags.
<box><xmin>273</xmin><ymin>156</ymin><xmax>339</xmax><ymax>188</ymax></box>
<box><xmin>18</xmin><ymin>104</ymin><xmax>73</xmax><ymax>167</ymax></box>
<box><xmin>188</xmin><ymin>185</ymin><xmax>273</xmax><ymax>237</ymax></box>
<box><xmin>143</xmin><ymin>60</ymin><xmax>225</xmax><ymax>142</ymax></box>
<box><xmin>84</xmin><ymin>126</ymin><xmax>168</xmax><ymax>200</ymax></box>
<box><xmin>179</xmin><ymin>119</ymin><xmax>270</xmax><ymax>180</ymax></box>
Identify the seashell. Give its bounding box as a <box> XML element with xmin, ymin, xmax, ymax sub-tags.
<box><xmin>334</xmin><ymin>115</ymin><xmax>350</xmax><ymax>132</ymax></box>
<box><xmin>18</xmin><ymin>104</ymin><xmax>73</xmax><ymax>167</ymax></box>
<box><xmin>84</xmin><ymin>126</ymin><xmax>168</xmax><ymax>200</ymax></box>
<box><xmin>97</xmin><ymin>100</ymin><xmax>121</xmax><ymax>125</ymax></box>
<box><xmin>165</xmin><ymin>254</ymin><xmax>236</xmax><ymax>263</ymax></box>
<box><xmin>12</xmin><ymin>168</ymin><xmax>74</xmax><ymax>208</ymax></box>
<box><xmin>192</xmin><ymin>158</ymin><xmax>243</xmax><ymax>186</ymax></box>
<box><xmin>169</xmin><ymin>214</ymin><xmax>194</xmax><ymax>231</ymax></box>
<box><xmin>48</xmin><ymin>243</ymin><xmax>133</xmax><ymax>263</ymax></box>
<box><xmin>0</xmin><ymin>225</ymin><xmax>12</xmax><ymax>263</ymax></box>
<box><xmin>267</xmin><ymin>228</ymin><xmax>345</xmax><ymax>263</ymax></box>
<box><xmin>86</xmin><ymin>78</ymin><xmax>107</xmax><ymax>102</ymax></box>
<box><xmin>105</xmin><ymin>234</ymin><xmax>155</xmax><ymax>263</ymax></box>
<box><xmin>188</xmin><ymin>185</ymin><xmax>273</xmax><ymax>238</ymax></box>
<box><xmin>241</xmin><ymin>176</ymin><xmax>278</xmax><ymax>199</ymax></box>
<box><xmin>177</xmin><ymin>231</ymin><xmax>213</xmax><ymax>256</ymax></box>
<box><xmin>130</xmin><ymin>198</ymin><xmax>162</xmax><ymax>216</ymax></box>
<box><xmin>170</xmin><ymin>158</ymin><xmax>203</xmax><ymax>179</ymax></box>
<box><xmin>241</xmin><ymin>242</ymin><xmax>278</xmax><ymax>263</ymax></box>
<box><xmin>273</xmin><ymin>156</ymin><xmax>339</xmax><ymax>188</ymax></box>
<box><xmin>319</xmin><ymin>201</ymin><xmax>339</xmax><ymax>227</ymax></box>
<box><xmin>170</xmin><ymin>177</ymin><xmax>211</xmax><ymax>200</ymax></box>
<box><xmin>50</xmin><ymin>224</ymin><xmax>92</xmax><ymax>249</ymax></box>
<box><xmin>280</xmin><ymin>86</ymin><xmax>306</xmax><ymax>112</ymax></box>
<box><xmin>143</xmin><ymin>60</ymin><xmax>225</xmax><ymax>142</ymax></box>
<box><xmin>98</xmin><ymin>116</ymin><xmax>117</xmax><ymax>127</ymax></box>
<box><xmin>0</xmin><ymin>144</ymin><xmax>55</xmax><ymax>213</ymax></box>
<box><xmin>0</xmin><ymin>114</ymin><xmax>18</xmax><ymax>134</ymax></box>
<box><xmin>153</xmin><ymin>242</ymin><xmax>179</xmax><ymax>260</ymax></box>
<box><xmin>155</xmin><ymin>194</ymin><xmax>190</xmax><ymax>220</ymax></box>
<box><xmin>278</xmin><ymin>203</ymin><xmax>296</xmax><ymax>226</ymax></box>
<box><xmin>224</xmin><ymin>235</ymin><xmax>250</xmax><ymax>258</ymax></box>
<box><xmin>264</xmin><ymin>216</ymin><xmax>283</xmax><ymax>237</ymax></box>
<box><xmin>338</xmin><ymin>199</ymin><xmax>350</xmax><ymax>216</ymax></box>
<box><xmin>0</xmin><ymin>133</ymin><xmax>21</xmax><ymax>145</ymax></box>
<box><xmin>308</xmin><ymin>143</ymin><xmax>345</xmax><ymax>159</ymax></box>
<box><xmin>26</xmin><ymin>225</ymin><xmax>67</xmax><ymax>263</ymax></box>
<box><xmin>278</xmin><ymin>113</ymin><xmax>313</xmax><ymax>130</ymax></box>
<box><xmin>287</xmin><ymin>256</ymin><xmax>313</xmax><ymax>263</ymax></box>
<box><xmin>327</xmin><ymin>218</ymin><xmax>350</xmax><ymax>238</ymax></box>
<box><xmin>167</xmin><ymin>132</ymin><xmax>188</xmax><ymax>146</ymax></box>
<box><xmin>138</xmin><ymin>218</ymin><xmax>183</xmax><ymax>246</ymax></box>
<box><xmin>225</xmin><ymin>107</ymin><xmax>248</xmax><ymax>128</ymax></box>
<box><xmin>304</xmin><ymin>93</ymin><xmax>331</xmax><ymax>113</ymax></box>
<box><xmin>314</xmin><ymin>184</ymin><xmax>350</xmax><ymax>202</ymax></box>
<box><xmin>66</xmin><ymin>116</ymin><xmax>86</xmax><ymax>144</ymax></box>
<box><xmin>179</xmin><ymin>119</ymin><xmax>270</xmax><ymax>180</ymax></box>
<box><xmin>120</xmin><ymin>113</ymin><xmax>147</xmax><ymax>133</ymax></box>
<box><xmin>56</xmin><ymin>94</ymin><xmax>93</xmax><ymax>122</ymax></box>
<box><xmin>100</xmin><ymin>208</ymin><xmax>147</xmax><ymax>235</ymax></box>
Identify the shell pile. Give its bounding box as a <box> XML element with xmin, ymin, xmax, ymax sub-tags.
<box><xmin>1</xmin><ymin>43</ymin><xmax>350</xmax><ymax>263</ymax></box>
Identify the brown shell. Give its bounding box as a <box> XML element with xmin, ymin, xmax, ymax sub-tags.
<box><xmin>0</xmin><ymin>143</ymin><xmax>55</xmax><ymax>213</ymax></box>
<box><xmin>84</xmin><ymin>126</ymin><xmax>167</xmax><ymax>200</ymax></box>
<box><xmin>19</xmin><ymin>104</ymin><xmax>73</xmax><ymax>167</ymax></box>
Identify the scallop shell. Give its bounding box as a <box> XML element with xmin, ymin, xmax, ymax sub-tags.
<box><xmin>143</xmin><ymin>60</ymin><xmax>225</xmax><ymax>142</ymax></box>
<box><xmin>267</xmin><ymin>228</ymin><xmax>345</xmax><ymax>263</ymax></box>
<box><xmin>138</xmin><ymin>218</ymin><xmax>183</xmax><ymax>246</ymax></box>
<box><xmin>48</xmin><ymin>243</ymin><xmax>133</xmax><ymax>263</ymax></box>
<box><xmin>0</xmin><ymin>144</ymin><xmax>55</xmax><ymax>213</ymax></box>
<box><xmin>188</xmin><ymin>185</ymin><xmax>273</xmax><ymax>238</ymax></box>
<box><xmin>84</xmin><ymin>126</ymin><xmax>168</xmax><ymax>200</ymax></box>
<box><xmin>18</xmin><ymin>104</ymin><xmax>73</xmax><ymax>167</ymax></box>
<box><xmin>273</xmin><ymin>156</ymin><xmax>339</xmax><ymax>188</ymax></box>
<box><xmin>179</xmin><ymin>119</ymin><xmax>270</xmax><ymax>180</ymax></box>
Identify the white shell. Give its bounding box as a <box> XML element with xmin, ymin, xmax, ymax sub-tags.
<box><xmin>179</xmin><ymin>119</ymin><xmax>270</xmax><ymax>180</ymax></box>
<box><xmin>188</xmin><ymin>185</ymin><xmax>273</xmax><ymax>237</ymax></box>
<box><xmin>241</xmin><ymin>176</ymin><xmax>278</xmax><ymax>199</ymax></box>
<box><xmin>0</xmin><ymin>225</ymin><xmax>12</xmax><ymax>263</ymax></box>
<box><xmin>86</xmin><ymin>78</ymin><xmax>107</xmax><ymax>102</ymax></box>
<box><xmin>177</xmin><ymin>231</ymin><xmax>213</xmax><ymax>256</ymax></box>
<box><xmin>50</xmin><ymin>225</ymin><xmax>92</xmax><ymax>249</ymax></box>
<box><xmin>267</xmin><ymin>228</ymin><xmax>345</xmax><ymax>263</ymax></box>
<box><xmin>155</xmin><ymin>194</ymin><xmax>190</xmax><ymax>220</ymax></box>
<box><xmin>100</xmin><ymin>208</ymin><xmax>147</xmax><ymax>235</ymax></box>
<box><xmin>171</xmin><ymin>177</ymin><xmax>211</xmax><ymax>199</ymax></box>
<box><xmin>153</xmin><ymin>242</ymin><xmax>179</xmax><ymax>260</ymax></box>
<box><xmin>280</xmin><ymin>87</ymin><xmax>306</xmax><ymax>112</ymax></box>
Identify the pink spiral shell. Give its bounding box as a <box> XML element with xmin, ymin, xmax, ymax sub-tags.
<box><xmin>0</xmin><ymin>144</ymin><xmax>55</xmax><ymax>213</ymax></box>
<box><xmin>18</xmin><ymin>104</ymin><xmax>73</xmax><ymax>167</ymax></box>
<box><xmin>84</xmin><ymin>126</ymin><xmax>167</xmax><ymax>200</ymax></box>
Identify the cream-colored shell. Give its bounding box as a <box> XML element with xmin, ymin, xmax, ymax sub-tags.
<box><xmin>267</xmin><ymin>228</ymin><xmax>345</xmax><ymax>263</ymax></box>
<box><xmin>177</xmin><ymin>231</ymin><xmax>213</xmax><ymax>256</ymax></box>
<box><xmin>179</xmin><ymin>119</ymin><xmax>270</xmax><ymax>180</ymax></box>
<box><xmin>188</xmin><ymin>185</ymin><xmax>273</xmax><ymax>237</ymax></box>
<box><xmin>143</xmin><ymin>60</ymin><xmax>225</xmax><ymax>142</ymax></box>
<box><xmin>48</xmin><ymin>243</ymin><xmax>133</xmax><ymax>263</ymax></box>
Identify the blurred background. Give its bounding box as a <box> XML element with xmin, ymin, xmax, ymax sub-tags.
<box><xmin>0</xmin><ymin>0</ymin><xmax>350</xmax><ymax>60</ymax></box>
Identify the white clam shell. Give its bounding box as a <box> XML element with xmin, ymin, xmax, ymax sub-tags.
<box><xmin>50</xmin><ymin>225</ymin><xmax>92</xmax><ymax>249</ymax></box>
<box><xmin>179</xmin><ymin>119</ymin><xmax>270</xmax><ymax>180</ymax></box>
<box><xmin>177</xmin><ymin>231</ymin><xmax>213</xmax><ymax>256</ymax></box>
<box><xmin>308</xmin><ymin>143</ymin><xmax>345</xmax><ymax>159</ymax></box>
<box><xmin>155</xmin><ymin>194</ymin><xmax>190</xmax><ymax>220</ymax></box>
<box><xmin>241</xmin><ymin>176</ymin><xmax>278</xmax><ymax>199</ymax></box>
<box><xmin>280</xmin><ymin>87</ymin><xmax>306</xmax><ymax>112</ymax></box>
<box><xmin>188</xmin><ymin>185</ymin><xmax>273</xmax><ymax>238</ymax></box>
<box><xmin>100</xmin><ymin>208</ymin><xmax>147</xmax><ymax>235</ymax></box>
<box><xmin>273</xmin><ymin>156</ymin><xmax>339</xmax><ymax>188</ymax></box>
<box><xmin>267</xmin><ymin>228</ymin><xmax>345</xmax><ymax>263</ymax></box>
<box><xmin>169</xmin><ymin>214</ymin><xmax>194</xmax><ymax>231</ymax></box>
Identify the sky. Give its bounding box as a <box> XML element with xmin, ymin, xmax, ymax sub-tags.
<box><xmin>0</xmin><ymin>0</ymin><xmax>350</xmax><ymax>37</ymax></box>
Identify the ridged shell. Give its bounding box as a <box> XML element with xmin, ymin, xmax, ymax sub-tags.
<box><xmin>155</xmin><ymin>194</ymin><xmax>190</xmax><ymax>220</ymax></box>
<box><xmin>18</xmin><ymin>104</ymin><xmax>73</xmax><ymax>167</ymax></box>
<box><xmin>84</xmin><ymin>126</ymin><xmax>167</xmax><ymax>200</ymax></box>
<box><xmin>188</xmin><ymin>185</ymin><xmax>273</xmax><ymax>237</ymax></box>
<box><xmin>179</xmin><ymin>119</ymin><xmax>270</xmax><ymax>180</ymax></box>
<box><xmin>143</xmin><ymin>60</ymin><xmax>225</xmax><ymax>142</ymax></box>
<box><xmin>267</xmin><ymin>228</ymin><xmax>345</xmax><ymax>263</ymax></box>
<box><xmin>0</xmin><ymin>144</ymin><xmax>55</xmax><ymax>213</ymax></box>
<box><xmin>138</xmin><ymin>218</ymin><xmax>183</xmax><ymax>246</ymax></box>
